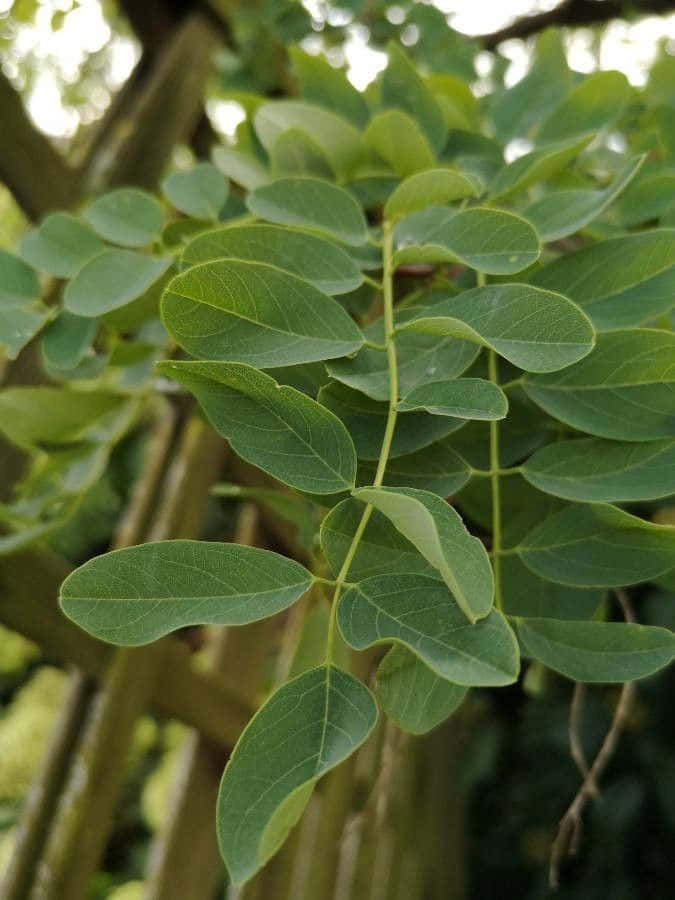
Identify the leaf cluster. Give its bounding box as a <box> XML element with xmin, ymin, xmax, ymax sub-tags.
<box><xmin>2</xmin><ymin>35</ymin><xmax>675</xmax><ymax>886</ymax></box>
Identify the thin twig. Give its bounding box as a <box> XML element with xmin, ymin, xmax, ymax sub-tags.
<box><xmin>549</xmin><ymin>591</ymin><xmax>637</xmax><ymax>889</ymax></box>
<box><xmin>568</xmin><ymin>683</ymin><xmax>599</xmax><ymax>796</ymax></box>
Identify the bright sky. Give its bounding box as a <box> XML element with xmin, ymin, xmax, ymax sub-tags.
<box><xmin>1</xmin><ymin>0</ymin><xmax>674</xmax><ymax>140</ymax></box>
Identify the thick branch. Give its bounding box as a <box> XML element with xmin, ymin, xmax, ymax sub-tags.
<box><xmin>88</xmin><ymin>12</ymin><xmax>218</xmax><ymax>192</ymax></box>
<box><xmin>0</xmin><ymin>71</ymin><xmax>78</xmax><ymax>220</ymax></box>
<box><xmin>481</xmin><ymin>0</ymin><xmax>675</xmax><ymax>49</ymax></box>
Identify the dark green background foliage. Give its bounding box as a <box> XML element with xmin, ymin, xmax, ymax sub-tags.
<box><xmin>1</xmin><ymin>1</ymin><xmax>675</xmax><ymax>897</ymax></box>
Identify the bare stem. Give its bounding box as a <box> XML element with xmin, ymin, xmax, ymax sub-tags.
<box><xmin>325</xmin><ymin>219</ymin><xmax>398</xmax><ymax>664</ymax></box>
<box><xmin>549</xmin><ymin>591</ymin><xmax>637</xmax><ymax>889</ymax></box>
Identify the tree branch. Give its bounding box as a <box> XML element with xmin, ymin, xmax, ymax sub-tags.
<box><xmin>481</xmin><ymin>0</ymin><xmax>675</xmax><ymax>49</ymax></box>
<box><xmin>0</xmin><ymin>71</ymin><xmax>79</xmax><ymax>220</ymax></box>
<box><xmin>549</xmin><ymin>591</ymin><xmax>637</xmax><ymax>889</ymax></box>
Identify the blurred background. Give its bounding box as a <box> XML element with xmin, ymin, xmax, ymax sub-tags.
<box><xmin>1</xmin><ymin>2</ymin><xmax>674</xmax><ymax>898</ymax></box>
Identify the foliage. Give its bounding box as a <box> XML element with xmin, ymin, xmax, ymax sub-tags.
<box><xmin>1</xmin><ymin>33</ymin><xmax>675</xmax><ymax>889</ymax></box>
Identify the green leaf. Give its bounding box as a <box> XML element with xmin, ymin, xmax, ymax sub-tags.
<box><xmin>327</xmin><ymin>323</ymin><xmax>479</xmax><ymax>402</ymax></box>
<box><xmin>523</xmin><ymin>437</ymin><xmax>675</xmax><ymax>502</ymax></box>
<box><xmin>524</xmin><ymin>155</ymin><xmax>645</xmax><ymax>241</ymax></box>
<box><xmin>162</xmin><ymin>163</ymin><xmax>229</xmax><ymax>220</ymax></box>
<box><xmin>517</xmin><ymin>503</ymin><xmax>675</xmax><ymax>588</ymax></box>
<box><xmin>289</xmin><ymin>47</ymin><xmax>369</xmax><ymax>128</ymax></box>
<box><xmin>500</xmin><ymin>556</ymin><xmax>602</xmax><ymax>621</ymax></box>
<box><xmin>246</xmin><ymin>176</ymin><xmax>367</xmax><ymax>246</ymax></box>
<box><xmin>364</xmin><ymin>110</ymin><xmax>436</xmax><ymax>176</ymax></box>
<box><xmin>398</xmin><ymin>378</ymin><xmax>508</xmax><ymax>420</ymax></box>
<box><xmin>376</xmin><ymin>646</ymin><xmax>467</xmax><ymax>734</ymax></box>
<box><xmin>536</xmin><ymin>71</ymin><xmax>631</xmax><ymax>144</ymax></box>
<box><xmin>528</xmin><ymin>229</ymin><xmax>675</xmax><ymax>330</ymax></box>
<box><xmin>0</xmin><ymin>388</ymin><xmax>131</xmax><ymax>449</ymax></box>
<box><xmin>353</xmin><ymin>486</ymin><xmax>493</xmax><ymax>623</ymax></box>
<box><xmin>40</xmin><ymin>311</ymin><xmax>97</xmax><ymax>371</ymax></box>
<box><xmin>212</xmin><ymin>146</ymin><xmax>269</xmax><ymax>191</ymax></box>
<box><xmin>63</xmin><ymin>250</ymin><xmax>171</xmax><ymax>317</ymax></box>
<box><xmin>21</xmin><ymin>212</ymin><xmax>104</xmax><ymax>277</ymax></box>
<box><xmin>269</xmin><ymin>128</ymin><xmax>334</xmax><ymax>179</ymax></box>
<box><xmin>83</xmin><ymin>188</ymin><xmax>163</xmax><ymax>247</ymax></box>
<box><xmin>217</xmin><ymin>665</ymin><xmax>377</xmax><ymax>885</ymax></box>
<box><xmin>523</xmin><ymin>329</ymin><xmax>675</xmax><ymax>440</ymax></box>
<box><xmin>490</xmin><ymin>29</ymin><xmax>571</xmax><ymax>141</ymax></box>
<box><xmin>161</xmin><ymin>258</ymin><xmax>363</xmax><ymax>366</ymax></box>
<box><xmin>318</xmin><ymin>382</ymin><xmax>464</xmax><ymax>460</ymax></box>
<box><xmin>615</xmin><ymin>170</ymin><xmax>675</xmax><ymax>226</ymax></box>
<box><xmin>338</xmin><ymin>574</ymin><xmax>518</xmax><ymax>686</ymax></box>
<box><xmin>182</xmin><ymin>223</ymin><xmax>363</xmax><ymax>295</ymax></box>
<box><xmin>516</xmin><ymin>619</ymin><xmax>675</xmax><ymax>683</ymax></box>
<box><xmin>157</xmin><ymin>361</ymin><xmax>357</xmax><ymax>494</ymax></box>
<box><xmin>254</xmin><ymin>101</ymin><xmax>364</xmax><ymax>180</ymax></box>
<box><xmin>59</xmin><ymin>540</ymin><xmax>313</xmax><ymax>645</ymax></box>
<box><xmin>321</xmin><ymin>498</ymin><xmax>437</xmax><ymax>581</ymax></box>
<box><xmin>380</xmin><ymin>43</ymin><xmax>446</xmax><ymax>153</ymax></box>
<box><xmin>357</xmin><ymin>437</ymin><xmax>471</xmax><ymax>496</ymax></box>
<box><xmin>399</xmin><ymin>284</ymin><xmax>594</xmax><ymax>373</ymax></box>
<box><xmin>384</xmin><ymin>167</ymin><xmax>479</xmax><ymax>219</ymax></box>
<box><xmin>488</xmin><ymin>135</ymin><xmax>592</xmax><ymax>201</ymax></box>
<box><xmin>393</xmin><ymin>206</ymin><xmax>540</xmax><ymax>274</ymax></box>
<box><xmin>0</xmin><ymin>249</ymin><xmax>51</xmax><ymax>358</ymax></box>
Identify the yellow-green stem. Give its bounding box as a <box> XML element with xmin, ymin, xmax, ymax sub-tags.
<box><xmin>326</xmin><ymin>220</ymin><xmax>398</xmax><ymax>663</ymax></box>
<box><xmin>488</xmin><ymin>348</ymin><xmax>502</xmax><ymax>611</ymax></box>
